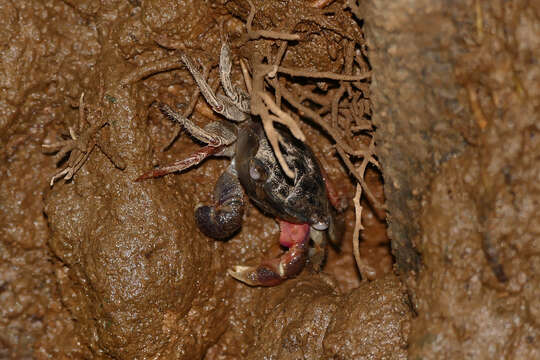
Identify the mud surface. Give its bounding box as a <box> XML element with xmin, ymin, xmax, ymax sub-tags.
<box><xmin>365</xmin><ymin>0</ymin><xmax>540</xmax><ymax>359</ymax></box>
<box><xmin>1</xmin><ymin>0</ymin><xmax>400</xmax><ymax>358</ymax></box>
<box><xmin>1</xmin><ymin>0</ymin><xmax>537</xmax><ymax>359</ymax></box>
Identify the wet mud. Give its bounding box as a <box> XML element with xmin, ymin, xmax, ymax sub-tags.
<box><xmin>0</xmin><ymin>0</ymin><xmax>538</xmax><ymax>359</ymax></box>
<box><xmin>365</xmin><ymin>0</ymin><xmax>540</xmax><ymax>359</ymax></box>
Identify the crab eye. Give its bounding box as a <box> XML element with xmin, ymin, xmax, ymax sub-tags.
<box><xmin>249</xmin><ymin>159</ymin><xmax>267</xmax><ymax>181</ymax></box>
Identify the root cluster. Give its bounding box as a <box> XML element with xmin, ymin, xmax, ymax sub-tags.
<box><xmin>242</xmin><ymin>0</ymin><xmax>381</xmax><ymax>278</ymax></box>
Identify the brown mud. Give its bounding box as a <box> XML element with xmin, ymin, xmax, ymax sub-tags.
<box><xmin>0</xmin><ymin>0</ymin><xmax>538</xmax><ymax>359</ymax></box>
<box><xmin>365</xmin><ymin>0</ymin><xmax>540</xmax><ymax>358</ymax></box>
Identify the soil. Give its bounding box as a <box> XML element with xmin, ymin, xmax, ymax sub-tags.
<box><xmin>0</xmin><ymin>0</ymin><xmax>538</xmax><ymax>359</ymax></box>
<box><xmin>365</xmin><ymin>0</ymin><xmax>540</xmax><ymax>358</ymax></box>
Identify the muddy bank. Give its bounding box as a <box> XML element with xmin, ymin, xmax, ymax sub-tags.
<box><xmin>365</xmin><ymin>0</ymin><xmax>540</xmax><ymax>358</ymax></box>
<box><xmin>1</xmin><ymin>0</ymin><xmax>401</xmax><ymax>358</ymax></box>
<box><xmin>1</xmin><ymin>0</ymin><xmax>538</xmax><ymax>359</ymax></box>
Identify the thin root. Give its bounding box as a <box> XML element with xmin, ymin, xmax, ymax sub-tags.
<box><xmin>260</xmin><ymin>92</ymin><xmax>305</xmax><ymax>141</ymax></box>
<box><xmin>352</xmin><ymin>184</ymin><xmax>365</xmax><ymax>280</ymax></box>
<box><xmin>121</xmin><ymin>56</ymin><xmax>185</xmax><ymax>85</ymax></box>
<box><xmin>261</xmin><ymin>116</ymin><xmax>295</xmax><ymax>178</ymax></box>
<box><xmin>246</xmin><ymin>0</ymin><xmax>301</xmax><ymax>41</ymax></box>
<box><xmin>44</xmin><ymin>92</ymin><xmax>120</xmax><ymax>186</ymax></box>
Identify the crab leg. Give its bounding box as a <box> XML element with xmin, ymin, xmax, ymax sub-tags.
<box><xmin>137</xmin><ymin>104</ymin><xmax>239</xmax><ymax>181</ymax></box>
<box><xmin>135</xmin><ymin>145</ymin><xmax>223</xmax><ymax>181</ymax></box>
<box><xmin>180</xmin><ymin>52</ymin><xmax>248</xmax><ymax>122</ymax></box>
<box><xmin>160</xmin><ymin>104</ymin><xmax>235</xmax><ymax>146</ymax></box>
<box><xmin>308</xmin><ymin>227</ymin><xmax>327</xmax><ymax>272</ymax></box>
<box><xmin>229</xmin><ymin>221</ymin><xmax>310</xmax><ymax>286</ymax></box>
<box><xmin>219</xmin><ymin>43</ymin><xmax>250</xmax><ymax>113</ymax></box>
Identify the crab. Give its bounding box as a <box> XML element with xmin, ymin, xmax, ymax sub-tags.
<box><xmin>137</xmin><ymin>43</ymin><xmax>344</xmax><ymax>286</ymax></box>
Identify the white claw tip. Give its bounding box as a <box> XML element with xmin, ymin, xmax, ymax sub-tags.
<box><xmin>228</xmin><ymin>265</ymin><xmax>256</xmax><ymax>285</ymax></box>
<box><xmin>312</xmin><ymin>221</ymin><xmax>328</xmax><ymax>231</ymax></box>
<box><xmin>228</xmin><ymin>265</ymin><xmax>251</xmax><ymax>276</ymax></box>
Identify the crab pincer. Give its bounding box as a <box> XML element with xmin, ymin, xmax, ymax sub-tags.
<box><xmin>195</xmin><ymin>165</ymin><xmax>245</xmax><ymax>240</ymax></box>
<box><xmin>229</xmin><ymin>221</ymin><xmax>311</xmax><ymax>286</ymax></box>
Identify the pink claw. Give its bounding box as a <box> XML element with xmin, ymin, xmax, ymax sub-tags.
<box><xmin>279</xmin><ymin>221</ymin><xmax>310</xmax><ymax>248</ymax></box>
<box><xmin>228</xmin><ymin>221</ymin><xmax>311</xmax><ymax>286</ymax></box>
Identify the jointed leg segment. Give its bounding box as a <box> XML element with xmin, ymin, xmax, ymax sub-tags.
<box><xmin>180</xmin><ymin>46</ymin><xmax>249</xmax><ymax>122</ymax></box>
<box><xmin>219</xmin><ymin>43</ymin><xmax>250</xmax><ymax>113</ymax></box>
<box><xmin>135</xmin><ymin>144</ymin><xmax>224</xmax><ymax>181</ymax></box>
<box><xmin>136</xmin><ymin>103</ymin><xmax>238</xmax><ymax>181</ymax></box>
<box><xmin>160</xmin><ymin>104</ymin><xmax>235</xmax><ymax>147</ymax></box>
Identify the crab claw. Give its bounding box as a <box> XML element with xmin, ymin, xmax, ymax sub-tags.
<box><xmin>228</xmin><ymin>222</ymin><xmax>310</xmax><ymax>286</ymax></box>
<box><xmin>228</xmin><ymin>264</ymin><xmax>282</xmax><ymax>287</ymax></box>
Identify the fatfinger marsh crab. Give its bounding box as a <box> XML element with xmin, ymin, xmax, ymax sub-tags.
<box><xmin>137</xmin><ymin>43</ymin><xmax>344</xmax><ymax>286</ymax></box>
